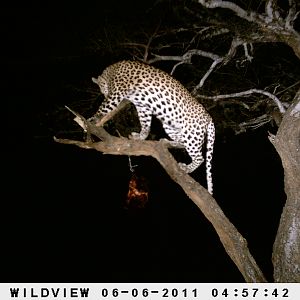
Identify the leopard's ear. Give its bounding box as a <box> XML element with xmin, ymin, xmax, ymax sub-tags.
<box><xmin>92</xmin><ymin>77</ymin><xmax>98</xmax><ymax>84</ymax></box>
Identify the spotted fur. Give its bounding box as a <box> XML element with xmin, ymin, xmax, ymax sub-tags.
<box><xmin>90</xmin><ymin>60</ymin><xmax>215</xmax><ymax>194</ymax></box>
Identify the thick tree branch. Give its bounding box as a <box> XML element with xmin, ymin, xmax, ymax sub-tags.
<box><xmin>199</xmin><ymin>0</ymin><xmax>251</xmax><ymax>21</ymax></box>
<box><xmin>265</xmin><ymin>0</ymin><xmax>281</xmax><ymax>22</ymax></box>
<box><xmin>54</xmin><ymin>109</ymin><xmax>267</xmax><ymax>282</ymax></box>
<box><xmin>269</xmin><ymin>89</ymin><xmax>300</xmax><ymax>282</ymax></box>
<box><xmin>198</xmin><ymin>0</ymin><xmax>300</xmax><ymax>59</ymax></box>
<box><xmin>286</xmin><ymin>0</ymin><xmax>298</xmax><ymax>30</ymax></box>
<box><xmin>147</xmin><ymin>49</ymin><xmax>221</xmax><ymax>65</ymax></box>
<box><xmin>239</xmin><ymin>114</ymin><xmax>273</xmax><ymax>131</ymax></box>
<box><xmin>197</xmin><ymin>88</ymin><xmax>286</xmax><ymax>113</ymax></box>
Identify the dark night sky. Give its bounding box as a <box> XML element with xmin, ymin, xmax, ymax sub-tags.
<box><xmin>1</xmin><ymin>1</ymin><xmax>288</xmax><ymax>283</ymax></box>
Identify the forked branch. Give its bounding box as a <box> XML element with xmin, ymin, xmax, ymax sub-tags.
<box><xmin>54</xmin><ymin>108</ymin><xmax>267</xmax><ymax>282</ymax></box>
<box><xmin>198</xmin><ymin>0</ymin><xmax>300</xmax><ymax>59</ymax></box>
<box><xmin>197</xmin><ymin>88</ymin><xmax>286</xmax><ymax>113</ymax></box>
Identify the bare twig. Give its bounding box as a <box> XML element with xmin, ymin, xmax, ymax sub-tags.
<box><xmin>143</xmin><ymin>23</ymin><xmax>161</xmax><ymax>62</ymax></box>
<box><xmin>192</xmin><ymin>58</ymin><xmax>223</xmax><ymax>93</ymax></box>
<box><xmin>197</xmin><ymin>88</ymin><xmax>286</xmax><ymax>113</ymax></box>
<box><xmin>170</xmin><ymin>61</ymin><xmax>185</xmax><ymax>75</ymax></box>
<box><xmin>275</xmin><ymin>80</ymin><xmax>300</xmax><ymax>96</ymax></box>
<box><xmin>243</xmin><ymin>43</ymin><xmax>253</xmax><ymax>62</ymax></box>
<box><xmin>193</xmin><ymin>37</ymin><xmax>247</xmax><ymax>92</ymax></box>
<box><xmin>286</xmin><ymin>0</ymin><xmax>299</xmax><ymax>30</ymax></box>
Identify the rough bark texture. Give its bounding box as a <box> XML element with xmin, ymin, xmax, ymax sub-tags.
<box><xmin>198</xmin><ymin>0</ymin><xmax>300</xmax><ymax>60</ymax></box>
<box><xmin>281</xmin><ymin>32</ymin><xmax>300</xmax><ymax>61</ymax></box>
<box><xmin>271</xmin><ymin>89</ymin><xmax>300</xmax><ymax>282</ymax></box>
<box><xmin>55</xmin><ymin>110</ymin><xmax>267</xmax><ymax>282</ymax></box>
<box><xmin>198</xmin><ymin>0</ymin><xmax>300</xmax><ymax>282</ymax></box>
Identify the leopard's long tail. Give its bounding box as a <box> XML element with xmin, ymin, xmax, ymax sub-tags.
<box><xmin>206</xmin><ymin>121</ymin><xmax>215</xmax><ymax>195</ymax></box>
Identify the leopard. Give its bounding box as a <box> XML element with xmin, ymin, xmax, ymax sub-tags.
<box><xmin>89</xmin><ymin>60</ymin><xmax>215</xmax><ymax>194</ymax></box>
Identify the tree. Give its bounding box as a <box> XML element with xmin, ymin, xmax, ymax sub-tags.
<box><xmin>56</xmin><ymin>0</ymin><xmax>300</xmax><ymax>282</ymax></box>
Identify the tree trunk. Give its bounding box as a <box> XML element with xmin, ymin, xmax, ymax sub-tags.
<box><xmin>271</xmin><ymin>89</ymin><xmax>300</xmax><ymax>282</ymax></box>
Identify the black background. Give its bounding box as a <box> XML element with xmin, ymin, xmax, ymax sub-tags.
<box><xmin>1</xmin><ymin>1</ymin><xmax>289</xmax><ymax>282</ymax></box>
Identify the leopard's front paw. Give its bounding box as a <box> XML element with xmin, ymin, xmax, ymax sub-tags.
<box><xmin>178</xmin><ymin>162</ymin><xmax>189</xmax><ymax>173</ymax></box>
<box><xmin>88</xmin><ymin>115</ymin><xmax>103</xmax><ymax>127</ymax></box>
<box><xmin>129</xmin><ymin>132</ymin><xmax>143</xmax><ymax>140</ymax></box>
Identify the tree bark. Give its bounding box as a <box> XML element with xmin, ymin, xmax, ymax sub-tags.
<box><xmin>270</xmin><ymin>89</ymin><xmax>300</xmax><ymax>282</ymax></box>
<box><xmin>55</xmin><ymin>111</ymin><xmax>267</xmax><ymax>282</ymax></box>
